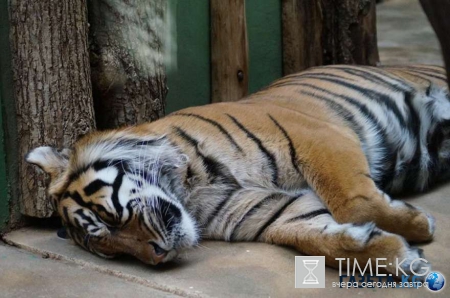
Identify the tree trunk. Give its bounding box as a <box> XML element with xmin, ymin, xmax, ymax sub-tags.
<box><xmin>9</xmin><ymin>0</ymin><xmax>96</xmax><ymax>217</ymax></box>
<box><xmin>88</xmin><ymin>0</ymin><xmax>167</xmax><ymax>129</ymax></box>
<box><xmin>419</xmin><ymin>0</ymin><xmax>450</xmax><ymax>89</ymax></box>
<box><xmin>282</xmin><ymin>0</ymin><xmax>379</xmax><ymax>75</ymax></box>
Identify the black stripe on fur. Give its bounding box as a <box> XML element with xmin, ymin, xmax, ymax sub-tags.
<box><xmin>286</xmin><ymin>209</ymin><xmax>331</xmax><ymax>223</ymax></box>
<box><xmin>83</xmin><ymin>179</ymin><xmax>111</xmax><ymax>196</ymax></box>
<box><xmin>173</xmin><ymin>126</ymin><xmax>240</xmax><ymax>186</ymax></box>
<box><xmin>227</xmin><ymin>114</ymin><xmax>279</xmax><ymax>186</ymax></box>
<box><xmin>176</xmin><ymin>113</ymin><xmax>244</xmax><ymax>153</ymax></box>
<box><xmin>230</xmin><ymin>193</ymin><xmax>280</xmax><ymax>241</ymax></box>
<box><xmin>268</xmin><ymin>115</ymin><xmax>302</xmax><ymax>175</ymax></box>
<box><xmin>252</xmin><ymin>193</ymin><xmax>304</xmax><ymax>241</ymax></box>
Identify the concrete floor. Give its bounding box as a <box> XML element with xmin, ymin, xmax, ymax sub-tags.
<box><xmin>377</xmin><ymin>0</ymin><xmax>443</xmax><ymax>66</ymax></box>
<box><xmin>0</xmin><ymin>244</ymin><xmax>176</xmax><ymax>298</ymax></box>
<box><xmin>4</xmin><ymin>180</ymin><xmax>450</xmax><ymax>297</ymax></box>
<box><xmin>1</xmin><ymin>0</ymin><xmax>449</xmax><ymax>297</ymax></box>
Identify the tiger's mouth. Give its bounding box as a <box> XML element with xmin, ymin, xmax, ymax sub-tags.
<box><xmin>138</xmin><ymin>233</ymin><xmax>196</xmax><ymax>265</ymax></box>
<box><xmin>157</xmin><ymin>249</ymin><xmax>179</xmax><ymax>264</ymax></box>
<box><xmin>147</xmin><ymin>239</ymin><xmax>185</xmax><ymax>265</ymax></box>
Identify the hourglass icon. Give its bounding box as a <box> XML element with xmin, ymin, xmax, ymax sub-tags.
<box><xmin>303</xmin><ymin>260</ymin><xmax>319</xmax><ymax>284</ymax></box>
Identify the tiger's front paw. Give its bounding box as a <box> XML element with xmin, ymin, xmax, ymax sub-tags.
<box><xmin>387</xmin><ymin>247</ymin><xmax>432</xmax><ymax>282</ymax></box>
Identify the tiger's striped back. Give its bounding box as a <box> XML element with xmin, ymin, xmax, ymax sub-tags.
<box><xmin>148</xmin><ymin>64</ymin><xmax>449</xmax><ymax>195</ymax></box>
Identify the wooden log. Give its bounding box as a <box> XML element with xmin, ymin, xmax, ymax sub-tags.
<box><xmin>88</xmin><ymin>0</ymin><xmax>167</xmax><ymax>129</ymax></box>
<box><xmin>282</xmin><ymin>0</ymin><xmax>323</xmax><ymax>75</ymax></box>
<box><xmin>282</xmin><ymin>0</ymin><xmax>379</xmax><ymax>75</ymax></box>
<box><xmin>211</xmin><ymin>0</ymin><xmax>249</xmax><ymax>103</ymax></box>
<box><xmin>419</xmin><ymin>0</ymin><xmax>450</xmax><ymax>88</ymax></box>
<box><xmin>9</xmin><ymin>0</ymin><xmax>96</xmax><ymax>217</ymax></box>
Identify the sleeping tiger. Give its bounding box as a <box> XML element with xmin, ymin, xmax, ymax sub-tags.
<box><xmin>26</xmin><ymin>64</ymin><xmax>449</xmax><ymax>278</ymax></box>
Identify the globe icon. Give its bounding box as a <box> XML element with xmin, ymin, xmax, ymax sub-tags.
<box><xmin>426</xmin><ymin>272</ymin><xmax>445</xmax><ymax>292</ymax></box>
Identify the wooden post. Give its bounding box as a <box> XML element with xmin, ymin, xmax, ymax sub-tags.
<box><xmin>282</xmin><ymin>0</ymin><xmax>323</xmax><ymax>75</ymax></box>
<box><xmin>211</xmin><ymin>0</ymin><xmax>249</xmax><ymax>103</ymax></box>
<box><xmin>88</xmin><ymin>0</ymin><xmax>167</xmax><ymax>129</ymax></box>
<box><xmin>282</xmin><ymin>0</ymin><xmax>379</xmax><ymax>75</ymax></box>
<box><xmin>9</xmin><ymin>0</ymin><xmax>96</xmax><ymax>217</ymax></box>
<box><xmin>419</xmin><ymin>0</ymin><xmax>450</xmax><ymax>88</ymax></box>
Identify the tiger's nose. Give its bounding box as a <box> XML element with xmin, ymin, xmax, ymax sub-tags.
<box><xmin>149</xmin><ymin>242</ymin><xmax>167</xmax><ymax>265</ymax></box>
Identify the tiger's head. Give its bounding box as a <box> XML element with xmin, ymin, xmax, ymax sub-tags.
<box><xmin>25</xmin><ymin>129</ymin><xmax>198</xmax><ymax>265</ymax></box>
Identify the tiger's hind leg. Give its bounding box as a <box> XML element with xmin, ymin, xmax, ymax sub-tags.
<box><xmin>296</xmin><ymin>134</ymin><xmax>435</xmax><ymax>243</ymax></box>
<box><xmin>257</xmin><ymin>191</ymin><xmax>431</xmax><ymax>278</ymax></box>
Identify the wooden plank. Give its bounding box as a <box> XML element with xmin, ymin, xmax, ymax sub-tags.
<box><xmin>211</xmin><ymin>0</ymin><xmax>248</xmax><ymax>103</ymax></box>
<box><xmin>282</xmin><ymin>0</ymin><xmax>379</xmax><ymax>75</ymax></box>
<box><xmin>419</xmin><ymin>0</ymin><xmax>450</xmax><ymax>89</ymax></box>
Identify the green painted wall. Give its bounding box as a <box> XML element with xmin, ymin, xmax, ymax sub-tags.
<box><xmin>165</xmin><ymin>0</ymin><xmax>283</xmax><ymax>114</ymax></box>
<box><xmin>165</xmin><ymin>0</ymin><xmax>211</xmax><ymax>114</ymax></box>
<box><xmin>0</xmin><ymin>103</ymin><xmax>8</xmax><ymax>229</ymax></box>
<box><xmin>246</xmin><ymin>0</ymin><xmax>283</xmax><ymax>93</ymax></box>
<box><xmin>0</xmin><ymin>0</ymin><xmax>13</xmax><ymax>230</ymax></box>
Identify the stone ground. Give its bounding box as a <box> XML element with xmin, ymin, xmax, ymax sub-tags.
<box><xmin>1</xmin><ymin>0</ymin><xmax>449</xmax><ymax>297</ymax></box>
<box><xmin>377</xmin><ymin>0</ymin><xmax>443</xmax><ymax>66</ymax></box>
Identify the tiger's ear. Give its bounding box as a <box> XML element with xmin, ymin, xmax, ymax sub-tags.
<box><xmin>25</xmin><ymin>146</ymin><xmax>72</xmax><ymax>179</ymax></box>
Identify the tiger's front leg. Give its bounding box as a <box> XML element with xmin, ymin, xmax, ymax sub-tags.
<box><xmin>260</xmin><ymin>192</ymin><xmax>431</xmax><ymax>278</ymax></box>
<box><xmin>197</xmin><ymin>188</ymin><xmax>430</xmax><ymax>277</ymax></box>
